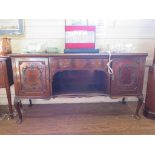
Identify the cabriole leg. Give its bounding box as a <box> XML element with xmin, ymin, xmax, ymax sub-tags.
<box><xmin>28</xmin><ymin>99</ymin><xmax>32</xmax><ymax>107</ymax></box>
<box><xmin>134</xmin><ymin>95</ymin><xmax>144</xmax><ymax>119</ymax></box>
<box><xmin>122</xmin><ymin>97</ymin><xmax>126</xmax><ymax>104</ymax></box>
<box><xmin>5</xmin><ymin>85</ymin><xmax>13</xmax><ymax>119</ymax></box>
<box><xmin>14</xmin><ymin>97</ymin><xmax>22</xmax><ymax>124</ymax></box>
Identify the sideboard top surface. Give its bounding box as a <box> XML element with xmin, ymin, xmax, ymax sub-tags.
<box><xmin>10</xmin><ymin>52</ymin><xmax>148</xmax><ymax>58</ymax></box>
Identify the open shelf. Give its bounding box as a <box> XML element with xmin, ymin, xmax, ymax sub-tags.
<box><xmin>52</xmin><ymin>90</ymin><xmax>108</xmax><ymax>98</ymax></box>
<box><xmin>52</xmin><ymin>70</ymin><xmax>108</xmax><ymax>98</ymax></box>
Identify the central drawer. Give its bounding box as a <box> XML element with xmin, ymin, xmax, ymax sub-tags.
<box><xmin>50</xmin><ymin>57</ymin><xmax>108</xmax><ymax>71</ymax></box>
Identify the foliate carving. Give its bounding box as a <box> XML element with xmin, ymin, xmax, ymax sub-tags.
<box><xmin>21</xmin><ymin>63</ymin><xmax>44</xmax><ymax>91</ymax></box>
<box><xmin>118</xmin><ymin>65</ymin><xmax>137</xmax><ymax>86</ymax></box>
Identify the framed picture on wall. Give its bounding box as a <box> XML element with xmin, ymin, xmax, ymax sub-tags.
<box><xmin>0</xmin><ymin>19</ymin><xmax>24</xmax><ymax>36</ymax></box>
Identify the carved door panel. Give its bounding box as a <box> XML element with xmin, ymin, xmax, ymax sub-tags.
<box><xmin>110</xmin><ymin>57</ymin><xmax>141</xmax><ymax>96</ymax></box>
<box><xmin>0</xmin><ymin>61</ymin><xmax>5</xmax><ymax>88</ymax></box>
<box><xmin>16</xmin><ymin>58</ymin><xmax>50</xmax><ymax>97</ymax></box>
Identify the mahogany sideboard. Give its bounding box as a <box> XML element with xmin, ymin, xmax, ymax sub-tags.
<box><xmin>10</xmin><ymin>53</ymin><xmax>148</xmax><ymax>123</ymax></box>
<box><xmin>0</xmin><ymin>56</ymin><xmax>13</xmax><ymax>117</ymax></box>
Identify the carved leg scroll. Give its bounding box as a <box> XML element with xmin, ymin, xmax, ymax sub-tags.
<box><xmin>28</xmin><ymin>99</ymin><xmax>32</xmax><ymax>107</ymax></box>
<box><xmin>14</xmin><ymin>97</ymin><xmax>22</xmax><ymax>124</ymax></box>
<box><xmin>134</xmin><ymin>95</ymin><xmax>144</xmax><ymax>119</ymax></box>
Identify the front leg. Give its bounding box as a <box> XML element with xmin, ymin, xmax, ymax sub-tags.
<box><xmin>134</xmin><ymin>95</ymin><xmax>144</xmax><ymax>119</ymax></box>
<box><xmin>28</xmin><ymin>99</ymin><xmax>32</xmax><ymax>107</ymax></box>
<box><xmin>122</xmin><ymin>97</ymin><xmax>126</xmax><ymax>104</ymax></box>
<box><xmin>5</xmin><ymin>85</ymin><xmax>13</xmax><ymax>119</ymax></box>
<box><xmin>14</xmin><ymin>97</ymin><xmax>22</xmax><ymax>124</ymax></box>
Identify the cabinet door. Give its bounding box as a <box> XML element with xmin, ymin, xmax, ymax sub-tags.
<box><xmin>15</xmin><ymin>58</ymin><xmax>50</xmax><ymax>97</ymax></box>
<box><xmin>0</xmin><ymin>61</ymin><xmax>5</xmax><ymax>88</ymax></box>
<box><xmin>110</xmin><ymin>57</ymin><xmax>142</xmax><ymax>96</ymax></box>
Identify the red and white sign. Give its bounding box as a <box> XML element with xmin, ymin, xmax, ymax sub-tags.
<box><xmin>65</xmin><ymin>26</ymin><xmax>96</xmax><ymax>49</ymax></box>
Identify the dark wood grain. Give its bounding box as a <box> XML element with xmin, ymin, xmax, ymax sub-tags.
<box><xmin>10</xmin><ymin>53</ymin><xmax>147</xmax><ymax>123</ymax></box>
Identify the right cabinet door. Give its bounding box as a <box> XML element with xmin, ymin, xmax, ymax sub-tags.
<box><xmin>110</xmin><ymin>57</ymin><xmax>145</xmax><ymax>97</ymax></box>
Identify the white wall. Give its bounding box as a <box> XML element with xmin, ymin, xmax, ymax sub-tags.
<box><xmin>1</xmin><ymin>19</ymin><xmax>155</xmax><ymax>105</ymax></box>
<box><xmin>11</xmin><ymin>19</ymin><xmax>155</xmax><ymax>65</ymax></box>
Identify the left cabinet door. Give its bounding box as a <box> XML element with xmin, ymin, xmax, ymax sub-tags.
<box><xmin>13</xmin><ymin>58</ymin><xmax>50</xmax><ymax>97</ymax></box>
